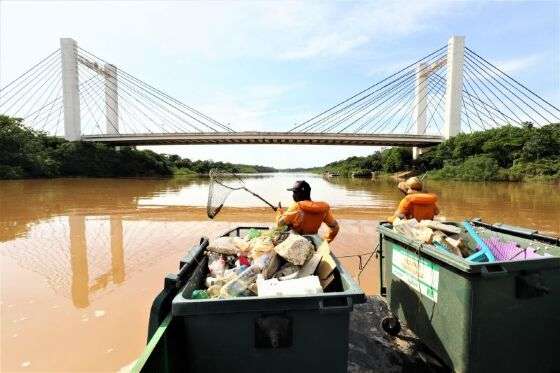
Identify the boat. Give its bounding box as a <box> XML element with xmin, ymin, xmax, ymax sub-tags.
<box><xmin>323</xmin><ymin>171</ymin><xmax>340</xmax><ymax>178</ymax></box>
<box><xmin>132</xmin><ymin>226</ymin><xmax>365</xmax><ymax>373</ymax></box>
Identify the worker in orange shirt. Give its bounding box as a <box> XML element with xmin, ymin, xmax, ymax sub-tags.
<box><xmin>276</xmin><ymin>180</ymin><xmax>339</xmax><ymax>242</ymax></box>
<box><xmin>389</xmin><ymin>176</ymin><xmax>439</xmax><ymax>222</ymax></box>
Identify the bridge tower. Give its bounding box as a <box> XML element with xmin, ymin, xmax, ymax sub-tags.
<box><xmin>60</xmin><ymin>38</ymin><xmax>120</xmax><ymax>140</ymax></box>
<box><xmin>413</xmin><ymin>35</ymin><xmax>465</xmax><ymax>159</ymax></box>
<box><xmin>412</xmin><ymin>62</ymin><xmax>428</xmax><ymax>159</ymax></box>
<box><xmin>61</xmin><ymin>38</ymin><xmax>81</xmax><ymax>141</ymax></box>
<box><xmin>443</xmin><ymin>35</ymin><xmax>465</xmax><ymax>139</ymax></box>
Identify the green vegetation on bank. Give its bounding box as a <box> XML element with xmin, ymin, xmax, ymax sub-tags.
<box><xmin>0</xmin><ymin>116</ymin><xmax>275</xmax><ymax>179</ymax></box>
<box><xmin>323</xmin><ymin>123</ymin><xmax>560</xmax><ymax>182</ymax></box>
<box><xmin>167</xmin><ymin>154</ymin><xmax>276</xmax><ymax>175</ymax></box>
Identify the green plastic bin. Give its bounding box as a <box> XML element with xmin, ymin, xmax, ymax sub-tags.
<box><xmin>377</xmin><ymin>219</ymin><xmax>560</xmax><ymax>373</ymax></box>
<box><xmin>136</xmin><ymin>226</ymin><xmax>366</xmax><ymax>373</ymax></box>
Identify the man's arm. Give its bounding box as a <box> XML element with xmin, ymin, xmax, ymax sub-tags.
<box><xmin>323</xmin><ymin>210</ymin><xmax>339</xmax><ymax>242</ymax></box>
<box><xmin>276</xmin><ymin>202</ymin><xmax>300</xmax><ymax>228</ymax></box>
<box><xmin>389</xmin><ymin>197</ymin><xmax>410</xmax><ymax>222</ymax></box>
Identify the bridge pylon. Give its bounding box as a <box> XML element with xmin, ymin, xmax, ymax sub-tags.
<box><xmin>413</xmin><ymin>35</ymin><xmax>465</xmax><ymax>159</ymax></box>
<box><xmin>61</xmin><ymin>38</ymin><xmax>81</xmax><ymax>141</ymax></box>
<box><xmin>443</xmin><ymin>35</ymin><xmax>465</xmax><ymax>139</ymax></box>
<box><xmin>61</xmin><ymin>38</ymin><xmax>120</xmax><ymax>140</ymax></box>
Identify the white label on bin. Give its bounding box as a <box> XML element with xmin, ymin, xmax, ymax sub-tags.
<box><xmin>392</xmin><ymin>245</ymin><xmax>439</xmax><ymax>302</ymax></box>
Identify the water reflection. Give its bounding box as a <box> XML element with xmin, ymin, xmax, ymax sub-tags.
<box><xmin>68</xmin><ymin>215</ymin><xmax>126</xmax><ymax>308</ymax></box>
<box><xmin>69</xmin><ymin>215</ymin><xmax>89</xmax><ymax>308</ymax></box>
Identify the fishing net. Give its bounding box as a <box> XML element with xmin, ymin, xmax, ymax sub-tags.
<box><xmin>207</xmin><ymin>169</ymin><xmax>277</xmax><ymax>219</ymax></box>
<box><xmin>207</xmin><ymin>169</ymin><xmax>246</xmax><ymax>219</ymax></box>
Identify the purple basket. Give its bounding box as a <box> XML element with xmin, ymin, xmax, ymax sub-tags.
<box><xmin>481</xmin><ymin>236</ymin><xmax>544</xmax><ymax>261</ymax></box>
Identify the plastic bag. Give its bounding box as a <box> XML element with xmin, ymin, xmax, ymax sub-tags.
<box><xmin>208</xmin><ymin>254</ymin><xmax>226</xmax><ymax>277</ymax></box>
<box><xmin>207</xmin><ymin>284</ymin><xmax>222</xmax><ymax>298</ymax></box>
<box><xmin>191</xmin><ymin>289</ymin><xmax>209</xmax><ymax>299</ymax></box>
<box><xmin>208</xmin><ymin>237</ymin><xmax>240</xmax><ymax>255</ymax></box>
<box><xmin>208</xmin><ymin>236</ymin><xmax>249</xmax><ymax>255</ymax></box>
<box><xmin>245</xmin><ymin>228</ymin><xmax>262</xmax><ymax>241</ymax></box>
<box><xmin>273</xmin><ymin>233</ymin><xmax>314</xmax><ymax>265</ymax></box>
<box><xmin>249</xmin><ymin>236</ymin><xmax>275</xmax><ymax>260</ymax></box>
<box><xmin>393</xmin><ymin>218</ymin><xmax>433</xmax><ymax>243</ymax></box>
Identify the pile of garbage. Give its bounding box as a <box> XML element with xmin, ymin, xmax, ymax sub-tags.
<box><xmin>392</xmin><ymin>217</ymin><xmax>472</xmax><ymax>257</ymax></box>
<box><xmin>191</xmin><ymin>227</ymin><xmax>336</xmax><ymax>300</ymax></box>
<box><xmin>392</xmin><ymin>218</ymin><xmax>550</xmax><ymax>262</ymax></box>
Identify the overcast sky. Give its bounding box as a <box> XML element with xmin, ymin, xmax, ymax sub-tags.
<box><xmin>1</xmin><ymin>1</ymin><xmax>559</xmax><ymax>168</ymax></box>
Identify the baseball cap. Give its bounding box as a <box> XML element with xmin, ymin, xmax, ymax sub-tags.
<box><xmin>287</xmin><ymin>180</ymin><xmax>311</xmax><ymax>193</ymax></box>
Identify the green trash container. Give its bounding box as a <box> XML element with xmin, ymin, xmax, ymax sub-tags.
<box><xmin>377</xmin><ymin>219</ymin><xmax>560</xmax><ymax>373</ymax></box>
<box><xmin>139</xmin><ymin>226</ymin><xmax>366</xmax><ymax>373</ymax></box>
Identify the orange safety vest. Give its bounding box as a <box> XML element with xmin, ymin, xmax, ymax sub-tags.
<box><xmin>397</xmin><ymin>193</ymin><xmax>438</xmax><ymax>221</ymax></box>
<box><xmin>277</xmin><ymin>200</ymin><xmax>339</xmax><ymax>241</ymax></box>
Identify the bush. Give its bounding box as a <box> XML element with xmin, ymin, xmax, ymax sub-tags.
<box><xmin>0</xmin><ymin>115</ymin><xmax>174</xmax><ymax>179</ymax></box>
<box><xmin>508</xmin><ymin>158</ymin><xmax>560</xmax><ymax>181</ymax></box>
<box><xmin>0</xmin><ymin>165</ymin><xmax>24</xmax><ymax>179</ymax></box>
<box><xmin>429</xmin><ymin>155</ymin><xmax>504</xmax><ymax>181</ymax></box>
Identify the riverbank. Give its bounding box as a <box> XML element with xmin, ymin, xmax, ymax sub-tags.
<box><xmin>321</xmin><ymin>123</ymin><xmax>560</xmax><ymax>182</ymax></box>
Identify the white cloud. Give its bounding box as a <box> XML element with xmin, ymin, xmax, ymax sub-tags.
<box><xmin>195</xmin><ymin>82</ymin><xmax>306</xmax><ymax>131</ymax></box>
<box><xmin>494</xmin><ymin>53</ymin><xmax>545</xmax><ymax>74</ymax></box>
<box><xmin>277</xmin><ymin>1</ymin><xmax>461</xmax><ymax>60</ymax></box>
<box><xmin>0</xmin><ymin>1</ymin><xmax>464</xmax><ymax>83</ymax></box>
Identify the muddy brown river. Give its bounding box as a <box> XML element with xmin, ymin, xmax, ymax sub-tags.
<box><xmin>1</xmin><ymin>174</ymin><xmax>558</xmax><ymax>371</ymax></box>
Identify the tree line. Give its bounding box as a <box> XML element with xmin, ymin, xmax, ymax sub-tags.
<box><xmin>322</xmin><ymin>123</ymin><xmax>560</xmax><ymax>182</ymax></box>
<box><xmin>0</xmin><ymin>115</ymin><xmax>275</xmax><ymax>179</ymax></box>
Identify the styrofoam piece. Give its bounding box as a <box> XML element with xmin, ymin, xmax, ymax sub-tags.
<box><xmin>257</xmin><ymin>275</ymin><xmax>323</xmax><ymax>297</ymax></box>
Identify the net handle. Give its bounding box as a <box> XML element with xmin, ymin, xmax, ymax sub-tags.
<box><xmin>242</xmin><ymin>187</ymin><xmax>278</xmax><ymax>211</ymax></box>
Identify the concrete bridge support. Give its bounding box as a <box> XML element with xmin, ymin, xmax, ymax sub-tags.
<box><xmin>413</xmin><ymin>35</ymin><xmax>465</xmax><ymax>159</ymax></box>
<box><xmin>61</xmin><ymin>38</ymin><xmax>81</xmax><ymax>141</ymax></box>
<box><xmin>412</xmin><ymin>63</ymin><xmax>428</xmax><ymax>160</ymax></box>
<box><xmin>443</xmin><ymin>35</ymin><xmax>465</xmax><ymax>139</ymax></box>
<box><xmin>61</xmin><ymin>38</ymin><xmax>120</xmax><ymax>140</ymax></box>
<box><xmin>104</xmin><ymin>64</ymin><xmax>119</xmax><ymax>134</ymax></box>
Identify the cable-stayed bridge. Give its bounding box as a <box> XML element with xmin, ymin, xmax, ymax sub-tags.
<box><xmin>1</xmin><ymin>36</ymin><xmax>559</xmax><ymax>157</ymax></box>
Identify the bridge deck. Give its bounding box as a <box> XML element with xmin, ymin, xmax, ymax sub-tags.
<box><xmin>81</xmin><ymin>132</ymin><xmax>444</xmax><ymax>147</ymax></box>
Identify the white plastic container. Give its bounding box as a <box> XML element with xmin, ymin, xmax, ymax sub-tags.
<box><xmin>256</xmin><ymin>274</ymin><xmax>323</xmax><ymax>297</ymax></box>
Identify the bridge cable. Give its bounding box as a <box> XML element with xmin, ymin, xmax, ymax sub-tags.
<box><xmin>307</xmin><ymin>50</ymin><xmax>448</xmax><ymax>133</ymax></box>
<box><xmin>464</xmin><ymin>51</ymin><xmax>555</xmax><ymax>124</ymax></box>
<box><xmin>302</xmin><ymin>50</ymin><xmax>449</xmax><ymax>133</ymax></box>
<box><xmin>463</xmin><ymin>54</ymin><xmax>536</xmax><ymax>124</ymax></box>
<box><xmin>289</xmin><ymin>45</ymin><xmax>448</xmax><ymax>132</ymax></box>
<box><xmin>465</xmin><ymin>47</ymin><xmax>560</xmax><ymax>121</ymax></box>
<box><xmin>76</xmin><ymin>47</ymin><xmax>233</xmax><ymax>133</ymax></box>
<box><xmin>78</xmin><ymin>65</ymin><xmax>122</xmax><ymax>135</ymax></box>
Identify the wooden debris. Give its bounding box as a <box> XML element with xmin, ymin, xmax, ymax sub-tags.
<box><xmin>445</xmin><ymin>236</ymin><xmax>469</xmax><ymax>257</ymax></box>
<box><xmin>316</xmin><ymin>240</ymin><xmax>337</xmax><ymax>281</ymax></box>
<box><xmin>420</xmin><ymin>220</ymin><xmax>462</xmax><ymax>235</ymax></box>
<box><xmin>320</xmin><ymin>273</ymin><xmax>335</xmax><ymax>289</ymax></box>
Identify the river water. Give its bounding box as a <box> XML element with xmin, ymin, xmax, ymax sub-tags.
<box><xmin>1</xmin><ymin>174</ymin><xmax>558</xmax><ymax>372</ymax></box>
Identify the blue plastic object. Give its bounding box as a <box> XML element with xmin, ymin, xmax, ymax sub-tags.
<box><xmin>433</xmin><ymin>241</ymin><xmax>451</xmax><ymax>253</ymax></box>
<box><xmin>463</xmin><ymin>221</ymin><xmax>496</xmax><ymax>262</ymax></box>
